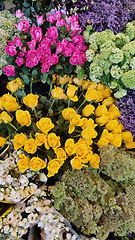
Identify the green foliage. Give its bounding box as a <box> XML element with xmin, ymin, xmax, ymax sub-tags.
<box><xmin>52</xmin><ymin>146</ymin><xmax>135</xmax><ymax>240</ymax></box>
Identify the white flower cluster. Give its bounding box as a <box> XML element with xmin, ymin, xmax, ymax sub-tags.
<box><xmin>0</xmin><ymin>151</ymin><xmax>40</xmax><ymax>203</ymax></box>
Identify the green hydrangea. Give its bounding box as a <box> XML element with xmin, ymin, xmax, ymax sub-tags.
<box><xmin>130</xmin><ymin>57</ymin><xmax>135</xmax><ymax>70</ymax></box>
<box><xmin>83</xmin><ymin>30</ymin><xmax>90</xmax><ymax>43</ymax></box>
<box><xmin>115</xmin><ymin>32</ymin><xmax>130</xmax><ymax>48</ymax></box>
<box><xmin>89</xmin><ymin>62</ymin><xmax>103</xmax><ymax>83</ymax></box>
<box><xmin>109</xmin><ymin>47</ymin><xmax>124</xmax><ymax>64</ymax></box>
<box><xmin>89</xmin><ymin>30</ymin><xmax>115</xmax><ymax>47</ymax></box>
<box><xmin>110</xmin><ymin>65</ymin><xmax>123</xmax><ymax>79</ymax></box>
<box><xmin>124</xmin><ymin>22</ymin><xmax>135</xmax><ymax>40</ymax></box>
<box><xmin>122</xmin><ymin>41</ymin><xmax>135</xmax><ymax>58</ymax></box>
<box><xmin>89</xmin><ymin>43</ymin><xmax>98</xmax><ymax>53</ymax></box>
<box><xmin>121</xmin><ymin>70</ymin><xmax>135</xmax><ymax>89</ymax></box>
<box><xmin>100</xmin><ymin>40</ymin><xmax>115</xmax><ymax>50</ymax></box>
<box><xmin>86</xmin><ymin>49</ymin><xmax>95</xmax><ymax>62</ymax></box>
<box><xmin>114</xmin><ymin>89</ymin><xmax>127</xmax><ymax>98</ymax></box>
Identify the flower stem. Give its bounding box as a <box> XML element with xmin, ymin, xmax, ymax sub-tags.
<box><xmin>30</xmin><ymin>81</ymin><xmax>33</xmax><ymax>93</ymax></box>
<box><xmin>49</xmin><ymin>99</ymin><xmax>55</xmax><ymax>112</ymax></box>
<box><xmin>21</xmin><ymin>87</ymin><xmax>26</xmax><ymax>96</ymax></box>
<box><xmin>68</xmin><ymin>98</ymin><xmax>70</xmax><ymax>107</ymax></box>
<box><xmin>77</xmin><ymin>99</ymin><xmax>86</xmax><ymax>112</ymax></box>
<box><xmin>14</xmin><ymin>92</ymin><xmax>20</xmax><ymax>105</ymax></box>
<box><xmin>8</xmin><ymin>122</ymin><xmax>17</xmax><ymax>131</ymax></box>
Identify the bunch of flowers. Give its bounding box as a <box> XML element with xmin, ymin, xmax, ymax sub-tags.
<box><xmin>79</xmin><ymin>21</ymin><xmax>135</xmax><ymax>98</ymax></box>
<box><xmin>51</xmin><ymin>0</ymin><xmax>129</xmax><ymax>33</ymax></box>
<box><xmin>3</xmin><ymin>9</ymin><xmax>88</xmax><ymax>86</ymax></box>
<box><xmin>0</xmin><ymin>74</ymin><xmax>135</xmax><ymax>180</ymax></box>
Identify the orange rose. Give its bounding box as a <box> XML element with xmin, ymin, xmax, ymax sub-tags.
<box><xmin>17</xmin><ymin>154</ymin><xmax>30</xmax><ymax>172</ymax></box>
<box><xmin>62</xmin><ymin>108</ymin><xmax>76</xmax><ymax>120</ymax></box>
<box><xmin>0</xmin><ymin>111</ymin><xmax>12</xmax><ymax>124</ymax></box>
<box><xmin>0</xmin><ymin>93</ymin><xmax>19</xmax><ymax>111</ymax></box>
<box><xmin>23</xmin><ymin>93</ymin><xmax>39</xmax><ymax>108</ymax></box>
<box><xmin>30</xmin><ymin>157</ymin><xmax>46</xmax><ymax>171</ymax></box>
<box><xmin>13</xmin><ymin>133</ymin><xmax>28</xmax><ymax>150</ymax></box>
<box><xmin>70</xmin><ymin>156</ymin><xmax>87</xmax><ymax>170</ymax></box>
<box><xmin>24</xmin><ymin>138</ymin><xmax>37</xmax><ymax>154</ymax></box>
<box><xmin>47</xmin><ymin>159</ymin><xmax>64</xmax><ymax>177</ymax></box>
<box><xmin>0</xmin><ymin>136</ymin><xmax>7</xmax><ymax>147</ymax></box>
<box><xmin>82</xmin><ymin>104</ymin><xmax>95</xmax><ymax>117</ymax></box>
<box><xmin>51</xmin><ymin>86</ymin><xmax>67</xmax><ymax>99</ymax></box>
<box><xmin>36</xmin><ymin>118</ymin><xmax>54</xmax><ymax>134</ymax></box>
<box><xmin>89</xmin><ymin>153</ymin><xmax>100</xmax><ymax>169</ymax></box>
<box><xmin>16</xmin><ymin>109</ymin><xmax>31</xmax><ymax>126</ymax></box>
<box><xmin>66</xmin><ymin>84</ymin><xmax>78</xmax><ymax>102</ymax></box>
<box><xmin>65</xmin><ymin>138</ymin><xmax>76</xmax><ymax>155</ymax></box>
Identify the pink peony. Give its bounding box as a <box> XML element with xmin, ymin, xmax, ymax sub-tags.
<box><xmin>3</xmin><ymin>65</ymin><xmax>15</xmax><ymax>76</ymax></box>
<box><xmin>5</xmin><ymin>45</ymin><xmax>17</xmax><ymax>56</ymax></box>
<box><xmin>15</xmin><ymin>9</ymin><xmax>24</xmax><ymax>18</ymax></box>
<box><xmin>36</xmin><ymin>15</ymin><xmax>45</xmax><ymax>26</ymax></box>
<box><xmin>15</xmin><ymin>20</ymin><xmax>30</xmax><ymax>33</ymax></box>
<box><xmin>14</xmin><ymin>37</ymin><xmax>23</xmax><ymax>47</ymax></box>
<box><xmin>15</xmin><ymin>56</ymin><xmax>25</xmax><ymax>66</ymax></box>
<box><xmin>30</xmin><ymin>26</ymin><xmax>42</xmax><ymax>43</ymax></box>
<box><xmin>46</xmin><ymin>26</ymin><xmax>58</xmax><ymax>40</ymax></box>
<box><xmin>27</xmin><ymin>40</ymin><xmax>37</xmax><ymax>50</ymax></box>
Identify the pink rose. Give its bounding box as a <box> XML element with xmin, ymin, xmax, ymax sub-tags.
<box><xmin>65</xmin><ymin>23</ymin><xmax>71</xmax><ymax>32</ymax></box>
<box><xmin>5</xmin><ymin>45</ymin><xmax>17</xmax><ymax>56</ymax></box>
<box><xmin>30</xmin><ymin>26</ymin><xmax>42</xmax><ymax>43</ymax></box>
<box><xmin>54</xmin><ymin>11</ymin><xmax>62</xmax><ymax>19</ymax></box>
<box><xmin>56</xmin><ymin>41</ymin><xmax>63</xmax><ymax>54</ymax></box>
<box><xmin>46</xmin><ymin>26</ymin><xmax>58</xmax><ymax>40</ymax></box>
<box><xmin>25</xmin><ymin>50</ymin><xmax>39</xmax><ymax>67</ymax></box>
<box><xmin>27</xmin><ymin>40</ymin><xmax>37</xmax><ymax>50</ymax></box>
<box><xmin>8</xmin><ymin>41</ymin><xmax>15</xmax><ymax>46</ymax></box>
<box><xmin>56</xmin><ymin>19</ymin><xmax>66</xmax><ymax>27</ymax></box>
<box><xmin>46</xmin><ymin>14</ymin><xmax>57</xmax><ymax>24</ymax></box>
<box><xmin>15</xmin><ymin>20</ymin><xmax>30</xmax><ymax>33</ymax></box>
<box><xmin>61</xmin><ymin>39</ymin><xmax>69</xmax><ymax>47</ymax></box>
<box><xmin>18</xmin><ymin>51</ymin><xmax>25</xmax><ymax>57</ymax></box>
<box><xmin>16</xmin><ymin>9</ymin><xmax>24</xmax><ymax>18</ymax></box>
<box><xmin>63</xmin><ymin>47</ymin><xmax>72</xmax><ymax>57</ymax></box>
<box><xmin>41</xmin><ymin>64</ymin><xmax>50</xmax><ymax>73</ymax></box>
<box><xmin>15</xmin><ymin>56</ymin><xmax>25</xmax><ymax>66</ymax></box>
<box><xmin>36</xmin><ymin>15</ymin><xmax>45</xmax><ymax>26</ymax></box>
<box><xmin>72</xmin><ymin>35</ymin><xmax>84</xmax><ymax>45</ymax></box>
<box><xmin>51</xmin><ymin>53</ymin><xmax>59</xmax><ymax>65</ymax></box>
<box><xmin>14</xmin><ymin>37</ymin><xmax>23</xmax><ymax>47</ymax></box>
<box><xmin>3</xmin><ymin>65</ymin><xmax>15</xmax><ymax>76</ymax></box>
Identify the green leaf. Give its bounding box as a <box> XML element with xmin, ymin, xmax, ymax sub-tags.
<box><xmin>57</xmin><ymin>105</ymin><xmax>64</xmax><ymax>112</ymax></box>
<box><xmin>55</xmin><ymin>64</ymin><xmax>63</xmax><ymax>70</ymax></box>
<box><xmin>19</xmin><ymin>73</ymin><xmax>30</xmax><ymax>84</ymax></box>
<box><xmin>41</xmin><ymin>72</ymin><xmax>49</xmax><ymax>83</ymax></box>
<box><xmin>49</xmin><ymin>69</ymin><xmax>54</xmax><ymax>75</ymax></box>
<box><xmin>65</xmin><ymin>37</ymin><xmax>72</xmax><ymax>42</ymax></box>
<box><xmin>39</xmin><ymin>96</ymin><xmax>47</xmax><ymax>104</ymax></box>
<box><xmin>24</xmin><ymin>7</ymin><xmax>30</xmax><ymax>17</ymax></box>
<box><xmin>23</xmin><ymin>2</ymin><xmax>30</xmax><ymax>7</ymax></box>
<box><xmin>78</xmin><ymin>68</ymin><xmax>84</xmax><ymax>79</ymax></box>
<box><xmin>15</xmin><ymin>89</ymin><xmax>24</xmax><ymax>98</ymax></box>
<box><xmin>45</xmin><ymin>100</ymin><xmax>51</xmax><ymax>109</ymax></box>
<box><xmin>59</xmin><ymin>56</ymin><xmax>65</xmax><ymax>64</ymax></box>
<box><xmin>22</xmin><ymin>66</ymin><xmax>31</xmax><ymax>74</ymax></box>
<box><xmin>32</xmin><ymin>70</ymin><xmax>39</xmax><ymax>78</ymax></box>
<box><xmin>7</xmin><ymin>76</ymin><xmax>16</xmax><ymax>81</ymax></box>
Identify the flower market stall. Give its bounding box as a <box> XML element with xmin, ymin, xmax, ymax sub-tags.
<box><xmin>0</xmin><ymin>0</ymin><xmax>135</xmax><ymax>239</ymax></box>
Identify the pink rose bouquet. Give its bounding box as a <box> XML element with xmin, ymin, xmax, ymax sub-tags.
<box><xmin>3</xmin><ymin>9</ymin><xmax>88</xmax><ymax>87</ymax></box>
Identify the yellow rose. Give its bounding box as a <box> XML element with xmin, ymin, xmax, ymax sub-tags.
<box><xmin>102</xmin><ymin>87</ymin><xmax>112</xmax><ymax>98</ymax></box>
<box><xmin>24</xmin><ymin>138</ymin><xmax>37</xmax><ymax>154</ymax></box>
<box><xmin>0</xmin><ymin>136</ymin><xmax>7</xmax><ymax>147</ymax></box>
<box><xmin>81</xmin><ymin>150</ymin><xmax>93</xmax><ymax>163</ymax></box>
<box><xmin>51</xmin><ymin>86</ymin><xmax>67</xmax><ymax>99</ymax></box>
<box><xmin>23</xmin><ymin>93</ymin><xmax>39</xmax><ymax>108</ymax></box>
<box><xmin>100</xmin><ymin>129</ymin><xmax>113</xmax><ymax>141</ymax></box>
<box><xmin>122</xmin><ymin>131</ymin><xmax>133</xmax><ymax>143</ymax></box>
<box><xmin>73</xmin><ymin>77</ymin><xmax>84</xmax><ymax>86</ymax></box>
<box><xmin>65</xmin><ymin>138</ymin><xmax>76</xmax><ymax>155</ymax></box>
<box><xmin>85</xmin><ymin>88</ymin><xmax>98</xmax><ymax>102</ymax></box>
<box><xmin>125</xmin><ymin>141</ymin><xmax>135</xmax><ymax>149</ymax></box>
<box><xmin>108</xmin><ymin>104</ymin><xmax>121</xmax><ymax>118</ymax></box>
<box><xmin>17</xmin><ymin>154</ymin><xmax>30</xmax><ymax>172</ymax></box>
<box><xmin>35</xmin><ymin>133</ymin><xmax>46</xmax><ymax>146</ymax></box>
<box><xmin>16</xmin><ymin>109</ymin><xmax>31</xmax><ymax>126</ymax></box>
<box><xmin>97</xmin><ymin>137</ymin><xmax>109</xmax><ymax>147</ymax></box>
<box><xmin>0</xmin><ymin>93</ymin><xmax>19</xmax><ymax>111</ymax></box>
<box><xmin>81</xmin><ymin>127</ymin><xmax>97</xmax><ymax>140</ymax></box>
<box><xmin>111</xmin><ymin>124</ymin><xmax>123</xmax><ymax>134</ymax></box>
<box><xmin>62</xmin><ymin>108</ymin><xmax>76</xmax><ymax>120</ymax></box>
<box><xmin>89</xmin><ymin>154</ymin><xmax>100</xmax><ymax>169</ymax></box>
<box><xmin>46</xmin><ymin>133</ymin><xmax>61</xmax><ymax>150</ymax></box>
<box><xmin>82</xmin><ymin>80</ymin><xmax>91</xmax><ymax>90</ymax></box>
<box><xmin>109</xmin><ymin>133</ymin><xmax>122</xmax><ymax>147</ymax></box>
<box><xmin>13</xmin><ymin>133</ymin><xmax>28</xmax><ymax>150</ymax></box>
<box><xmin>6</xmin><ymin>78</ymin><xmax>23</xmax><ymax>92</ymax></box>
<box><xmin>69</xmin><ymin>113</ymin><xmax>83</xmax><ymax>134</ymax></box>
<box><xmin>83</xmin><ymin>118</ymin><xmax>97</xmax><ymax>129</ymax></box>
<box><xmin>105</xmin><ymin>119</ymin><xmax>119</xmax><ymax>131</ymax></box>
<box><xmin>70</xmin><ymin>156</ymin><xmax>87</xmax><ymax>170</ymax></box>
<box><xmin>76</xmin><ymin>141</ymin><xmax>88</xmax><ymax>158</ymax></box>
<box><xmin>96</xmin><ymin>83</ymin><xmax>105</xmax><ymax>92</ymax></box>
<box><xmin>95</xmin><ymin>105</ymin><xmax>108</xmax><ymax>117</ymax></box>
<box><xmin>47</xmin><ymin>159</ymin><xmax>64</xmax><ymax>177</ymax></box>
<box><xmin>96</xmin><ymin>114</ymin><xmax>109</xmax><ymax>126</ymax></box>
<box><xmin>0</xmin><ymin>111</ymin><xmax>12</xmax><ymax>123</ymax></box>
<box><xmin>57</xmin><ymin>75</ymin><xmax>70</xmax><ymax>85</ymax></box>
<box><xmin>66</xmin><ymin>84</ymin><xmax>78</xmax><ymax>102</ymax></box>
<box><xmin>55</xmin><ymin>148</ymin><xmax>67</xmax><ymax>160</ymax></box>
<box><xmin>36</xmin><ymin>118</ymin><xmax>54</xmax><ymax>134</ymax></box>
<box><xmin>95</xmin><ymin>90</ymin><xmax>104</xmax><ymax>102</ymax></box>
<box><xmin>102</xmin><ymin>97</ymin><xmax>114</xmax><ymax>107</ymax></box>
<box><xmin>30</xmin><ymin>157</ymin><xmax>46</xmax><ymax>171</ymax></box>
<box><xmin>82</xmin><ymin>104</ymin><xmax>95</xmax><ymax>117</ymax></box>
<box><xmin>89</xmin><ymin>82</ymin><xmax>98</xmax><ymax>90</ymax></box>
